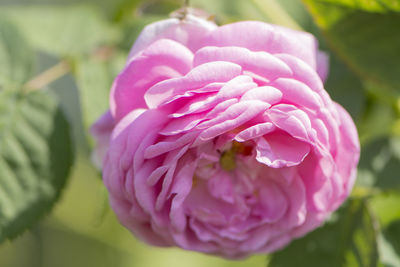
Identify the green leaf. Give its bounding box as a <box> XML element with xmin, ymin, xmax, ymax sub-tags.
<box><xmin>370</xmin><ymin>192</ymin><xmax>400</xmax><ymax>267</ymax></box>
<box><xmin>382</xmin><ymin>221</ymin><xmax>400</xmax><ymax>260</ymax></box>
<box><xmin>0</xmin><ymin>18</ymin><xmax>34</xmax><ymax>88</ymax></box>
<box><xmin>268</xmin><ymin>199</ymin><xmax>379</xmax><ymax>267</ymax></box>
<box><xmin>74</xmin><ymin>58</ymin><xmax>111</xmax><ymax>130</ymax></box>
<box><xmin>112</xmin><ymin>0</ymin><xmax>142</xmax><ymax>22</ymax></box>
<box><xmin>378</xmin><ymin>231</ymin><xmax>400</xmax><ymax>267</ymax></box>
<box><xmin>306</xmin><ymin>0</ymin><xmax>400</xmax><ymax>13</ymax></box>
<box><xmin>357</xmin><ymin>101</ymin><xmax>396</xmax><ymax>144</ymax></box>
<box><xmin>0</xmin><ymin>6</ymin><xmax>119</xmax><ymax>57</ymax></box>
<box><xmin>370</xmin><ymin>191</ymin><xmax>400</xmax><ymax>227</ymax></box>
<box><xmin>303</xmin><ymin>0</ymin><xmax>400</xmax><ymax>100</ymax></box>
<box><xmin>357</xmin><ymin>137</ymin><xmax>400</xmax><ymax>190</ymax></box>
<box><xmin>191</xmin><ymin>0</ymin><xmax>268</xmax><ymax>23</ymax></box>
<box><xmin>119</xmin><ymin>16</ymin><xmax>165</xmax><ymax>51</ymax></box>
<box><xmin>0</xmin><ymin>89</ymin><xmax>74</xmax><ymax>242</ymax></box>
<box><xmin>73</xmin><ymin>52</ymin><xmax>125</xmax><ymax>132</ymax></box>
<box><xmin>325</xmin><ymin>54</ymin><xmax>366</xmax><ymax>121</ymax></box>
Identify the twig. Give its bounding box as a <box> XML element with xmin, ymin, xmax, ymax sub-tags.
<box><xmin>184</xmin><ymin>0</ymin><xmax>189</xmax><ymax>8</ymax></box>
<box><xmin>23</xmin><ymin>60</ymin><xmax>70</xmax><ymax>93</ymax></box>
<box><xmin>177</xmin><ymin>0</ymin><xmax>190</xmax><ymax>20</ymax></box>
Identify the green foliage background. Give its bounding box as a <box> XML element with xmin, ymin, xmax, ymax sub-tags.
<box><xmin>0</xmin><ymin>0</ymin><xmax>399</xmax><ymax>266</ymax></box>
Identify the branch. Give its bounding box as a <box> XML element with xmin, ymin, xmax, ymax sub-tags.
<box><xmin>23</xmin><ymin>60</ymin><xmax>70</xmax><ymax>93</ymax></box>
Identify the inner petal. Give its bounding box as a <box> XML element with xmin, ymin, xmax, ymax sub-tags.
<box><xmin>252</xmin><ymin>182</ymin><xmax>288</xmax><ymax>223</ymax></box>
<box><xmin>177</xmin><ymin>135</ymin><xmax>306</xmax><ymax>245</ymax></box>
<box><xmin>256</xmin><ymin>131</ymin><xmax>311</xmax><ymax>168</ymax></box>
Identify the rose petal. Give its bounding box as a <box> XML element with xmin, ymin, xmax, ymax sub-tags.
<box><xmin>267</xmin><ymin>104</ymin><xmax>314</xmax><ymax>142</ymax></box>
<box><xmin>252</xmin><ymin>182</ymin><xmax>288</xmax><ymax>223</ymax></box>
<box><xmin>269</xmin><ymin>78</ymin><xmax>323</xmax><ymax>110</ymax></box>
<box><xmin>256</xmin><ymin>131</ymin><xmax>311</xmax><ymax>168</ymax></box>
<box><xmin>194</xmin><ymin>46</ymin><xmax>292</xmax><ymax>80</ymax></box>
<box><xmin>202</xmin><ymin>21</ymin><xmax>318</xmax><ymax>69</ymax></box>
<box><xmin>145</xmin><ymin>61</ymin><xmax>242</xmax><ymax>108</ymax></box>
<box><xmin>235</xmin><ymin>122</ymin><xmax>276</xmax><ymax>142</ymax></box>
<box><xmin>240</xmin><ymin>86</ymin><xmax>282</xmax><ymax>104</ymax></box>
<box><xmin>198</xmin><ymin>100</ymin><xmax>270</xmax><ymax>140</ymax></box>
<box><xmin>128</xmin><ymin>15</ymin><xmax>217</xmax><ymax>60</ymax></box>
<box><xmin>90</xmin><ymin>110</ymin><xmax>115</xmax><ymax>169</ymax></box>
<box><xmin>111</xmin><ymin>39</ymin><xmax>193</xmax><ymax>121</ymax></box>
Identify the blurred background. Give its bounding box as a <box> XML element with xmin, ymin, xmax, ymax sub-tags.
<box><xmin>0</xmin><ymin>0</ymin><xmax>399</xmax><ymax>266</ymax></box>
<box><xmin>0</xmin><ymin>0</ymin><xmax>297</xmax><ymax>266</ymax></box>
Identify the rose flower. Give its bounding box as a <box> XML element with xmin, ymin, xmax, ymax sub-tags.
<box><xmin>91</xmin><ymin>14</ymin><xmax>360</xmax><ymax>258</ymax></box>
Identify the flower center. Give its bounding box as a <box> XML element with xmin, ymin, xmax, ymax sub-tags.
<box><xmin>219</xmin><ymin>141</ymin><xmax>253</xmax><ymax>171</ymax></box>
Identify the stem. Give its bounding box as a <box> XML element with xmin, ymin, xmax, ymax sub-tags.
<box><xmin>178</xmin><ymin>0</ymin><xmax>190</xmax><ymax>20</ymax></box>
<box><xmin>365</xmin><ymin>198</ymin><xmax>380</xmax><ymax>234</ymax></box>
<box><xmin>32</xmin><ymin>226</ymin><xmax>44</xmax><ymax>267</ymax></box>
<box><xmin>364</xmin><ymin>198</ymin><xmax>381</xmax><ymax>264</ymax></box>
<box><xmin>251</xmin><ymin>0</ymin><xmax>302</xmax><ymax>30</ymax></box>
<box><xmin>23</xmin><ymin>60</ymin><xmax>70</xmax><ymax>93</ymax></box>
<box><xmin>184</xmin><ymin>0</ymin><xmax>189</xmax><ymax>8</ymax></box>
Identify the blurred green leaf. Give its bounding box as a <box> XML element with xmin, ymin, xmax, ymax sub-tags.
<box><xmin>191</xmin><ymin>0</ymin><xmax>267</xmax><ymax>23</ymax></box>
<box><xmin>74</xmin><ymin>57</ymin><xmax>112</xmax><ymax>131</ymax></box>
<box><xmin>0</xmin><ymin>5</ymin><xmax>120</xmax><ymax>57</ymax></box>
<box><xmin>306</xmin><ymin>0</ymin><xmax>400</xmax><ymax>13</ymax></box>
<box><xmin>303</xmin><ymin>0</ymin><xmax>400</xmax><ymax>100</ymax></box>
<box><xmin>0</xmin><ymin>89</ymin><xmax>74</xmax><ymax>242</ymax></box>
<box><xmin>357</xmin><ymin>137</ymin><xmax>400</xmax><ymax>190</ymax></box>
<box><xmin>0</xmin><ymin>0</ymin><xmax>138</xmax><ymax>18</ymax></box>
<box><xmin>378</xmin><ymin>231</ymin><xmax>400</xmax><ymax>267</ymax></box>
<box><xmin>136</xmin><ymin>0</ymin><xmax>180</xmax><ymax>16</ymax></box>
<box><xmin>382</xmin><ymin>221</ymin><xmax>400</xmax><ymax>260</ymax></box>
<box><xmin>35</xmin><ymin>224</ymin><xmax>130</xmax><ymax>267</ymax></box>
<box><xmin>370</xmin><ymin>192</ymin><xmax>400</xmax><ymax>267</ymax></box>
<box><xmin>0</xmin><ymin>18</ymin><xmax>34</xmax><ymax>88</ymax></box>
<box><xmin>370</xmin><ymin>192</ymin><xmax>400</xmax><ymax>227</ymax></box>
<box><xmin>268</xmin><ymin>199</ymin><xmax>378</xmax><ymax>267</ymax></box>
<box><xmin>73</xmin><ymin>51</ymin><xmax>125</xmax><ymax>133</ymax></box>
<box><xmin>119</xmin><ymin>15</ymin><xmax>165</xmax><ymax>51</ymax></box>
<box><xmin>276</xmin><ymin>0</ymin><xmax>316</xmax><ymax>30</ymax></box>
<box><xmin>325</xmin><ymin>55</ymin><xmax>366</xmax><ymax>121</ymax></box>
<box><xmin>358</xmin><ymin>100</ymin><xmax>396</xmax><ymax>144</ymax></box>
<box><xmin>112</xmin><ymin>0</ymin><xmax>142</xmax><ymax>22</ymax></box>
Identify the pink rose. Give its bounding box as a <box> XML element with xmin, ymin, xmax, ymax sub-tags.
<box><xmin>91</xmin><ymin>14</ymin><xmax>360</xmax><ymax>258</ymax></box>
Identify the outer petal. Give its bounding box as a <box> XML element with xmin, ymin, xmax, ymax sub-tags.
<box><xmin>103</xmin><ymin>109</ymin><xmax>170</xmax><ymax>246</ymax></box>
<box><xmin>90</xmin><ymin>110</ymin><xmax>115</xmax><ymax>169</ymax></box>
<box><xmin>201</xmin><ymin>21</ymin><xmax>319</xmax><ymax>70</ymax></box>
<box><xmin>275</xmin><ymin>24</ymin><xmax>329</xmax><ymax>82</ymax></box>
<box><xmin>128</xmin><ymin>15</ymin><xmax>217</xmax><ymax>61</ymax></box>
<box><xmin>333</xmin><ymin>103</ymin><xmax>360</xmax><ymax>198</ymax></box>
<box><xmin>111</xmin><ymin>39</ymin><xmax>193</xmax><ymax>121</ymax></box>
<box><xmin>193</xmin><ymin>46</ymin><xmax>292</xmax><ymax>80</ymax></box>
<box><xmin>145</xmin><ymin>61</ymin><xmax>242</xmax><ymax>109</ymax></box>
<box><xmin>317</xmin><ymin>51</ymin><xmax>329</xmax><ymax>83</ymax></box>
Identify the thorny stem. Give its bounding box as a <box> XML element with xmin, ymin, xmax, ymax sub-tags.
<box><xmin>23</xmin><ymin>60</ymin><xmax>70</xmax><ymax>93</ymax></box>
